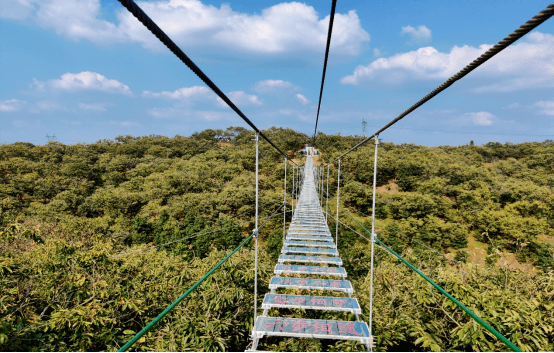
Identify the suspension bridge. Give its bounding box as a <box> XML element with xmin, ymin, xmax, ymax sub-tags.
<box><xmin>251</xmin><ymin>156</ymin><xmax>372</xmax><ymax>350</ymax></box>
<box><xmin>109</xmin><ymin>0</ymin><xmax>554</xmax><ymax>351</ymax></box>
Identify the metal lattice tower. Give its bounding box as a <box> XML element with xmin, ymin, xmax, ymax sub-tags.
<box><xmin>362</xmin><ymin>118</ymin><xmax>367</xmax><ymax>137</ymax></box>
<box><xmin>45</xmin><ymin>134</ymin><xmax>56</xmax><ymax>141</ymax></box>
<box><xmin>250</xmin><ymin>156</ymin><xmax>373</xmax><ymax>351</ymax></box>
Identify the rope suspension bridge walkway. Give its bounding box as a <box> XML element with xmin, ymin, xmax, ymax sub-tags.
<box><xmin>250</xmin><ymin>156</ymin><xmax>373</xmax><ymax>351</ymax></box>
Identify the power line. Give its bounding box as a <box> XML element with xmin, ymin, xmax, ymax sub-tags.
<box><xmin>313</xmin><ymin>0</ymin><xmax>338</xmax><ymax>144</ymax></box>
<box><xmin>116</xmin><ymin>0</ymin><xmax>297</xmax><ymax>165</ymax></box>
<box><xmin>364</xmin><ymin>125</ymin><xmax>554</xmax><ymax>138</ymax></box>
<box><xmin>334</xmin><ymin>3</ymin><xmax>554</xmax><ymax>162</ymax></box>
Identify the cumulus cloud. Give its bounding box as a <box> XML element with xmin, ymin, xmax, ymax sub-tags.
<box><xmin>466</xmin><ymin>111</ymin><xmax>494</xmax><ymax>126</ymax></box>
<box><xmin>502</xmin><ymin>102</ymin><xmax>521</xmax><ymax>109</ymax></box>
<box><xmin>0</xmin><ymin>99</ymin><xmax>25</xmax><ymax>112</ymax></box>
<box><xmin>33</xmin><ymin>71</ymin><xmax>131</xmax><ymax>95</ymax></box>
<box><xmin>400</xmin><ymin>25</ymin><xmax>432</xmax><ymax>44</ymax></box>
<box><xmin>143</xmin><ymin>86</ymin><xmax>212</xmax><ymax>101</ymax></box>
<box><xmin>252</xmin><ymin>79</ymin><xmax>299</xmax><ymax>94</ymax></box>
<box><xmin>373</xmin><ymin>48</ymin><xmax>382</xmax><ymax>58</ymax></box>
<box><xmin>296</xmin><ymin>94</ymin><xmax>310</xmax><ymax>105</ymax></box>
<box><xmin>4</xmin><ymin>0</ymin><xmax>369</xmax><ymax>59</ymax></box>
<box><xmin>534</xmin><ymin>101</ymin><xmax>554</xmax><ymax>116</ymax></box>
<box><xmin>108</xmin><ymin>120</ymin><xmax>141</xmax><ymax>127</ymax></box>
<box><xmin>79</xmin><ymin>102</ymin><xmax>109</xmax><ymax>112</ymax></box>
<box><xmin>340</xmin><ymin>32</ymin><xmax>554</xmax><ymax>92</ymax></box>
<box><xmin>217</xmin><ymin>91</ymin><xmax>262</xmax><ymax>108</ymax></box>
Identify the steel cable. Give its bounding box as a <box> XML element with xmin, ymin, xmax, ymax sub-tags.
<box><xmin>116</xmin><ymin>0</ymin><xmax>296</xmax><ymax>164</ymax></box>
<box><xmin>334</xmin><ymin>3</ymin><xmax>554</xmax><ymax>161</ymax></box>
<box><xmin>313</xmin><ymin>0</ymin><xmax>337</xmax><ymax>143</ymax></box>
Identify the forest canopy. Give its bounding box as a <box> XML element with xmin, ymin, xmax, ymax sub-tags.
<box><xmin>1</xmin><ymin>128</ymin><xmax>553</xmax><ymax>351</ymax></box>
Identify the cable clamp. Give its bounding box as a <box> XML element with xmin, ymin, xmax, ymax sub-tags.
<box><xmin>252</xmin><ymin>228</ymin><xmax>259</xmax><ymax>238</ymax></box>
<box><xmin>371</xmin><ymin>232</ymin><xmax>377</xmax><ymax>243</ymax></box>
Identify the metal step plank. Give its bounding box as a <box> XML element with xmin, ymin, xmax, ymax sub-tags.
<box><xmin>284</xmin><ymin>240</ymin><xmax>336</xmax><ymax>248</ymax></box>
<box><xmin>286</xmin><ymin>235</ymin><xmax>333</xmax><ymax>242</ymax></box>
<box><xmin>269</xmin><ymin>277</ymin><xmax>353</xmax><ymax>294</ymax></box>
<box><xmin>281</xmin><ymin>246</ymin><xmax>338</xmax><ymax>256</ymax></box>
<box><xmin>274</xmin><ymin>264</ymin><xmax>346</xmax><ymax>278</ymax></box>
<box><xmin>261</xmin><ymin>294</ymin><xmax>361</xmax><ymax>314</ymax></box>
<box><xmin>278</xmin><ymin>254</ymin><xmax>342</xmax><ymax>265</ymax></box>
<box><xmin>253</xmin><ymin>316</ymin><xmax>370</xmax><ymax>343</ymax></box>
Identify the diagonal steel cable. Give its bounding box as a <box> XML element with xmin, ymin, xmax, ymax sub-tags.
<box><xmin>334</xmin><ymin>3</ymin><xmax>554</xmax><ymax>161</ymax></box>
<box><xmin>116</xmin><ymin>0</ymin><xmax>297</xmax><ymax>164</ymax></box>
<box><xmin>313</xmin><ymin>0</ymin><xmax>338</xmax><ymax>143</ymax></box>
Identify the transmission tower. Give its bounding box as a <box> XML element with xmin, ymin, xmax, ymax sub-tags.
<box><xmin>45</xmin><ymin>134</ymin><xmax>56</xmax><ymax>141</ymax></box>
<box><xmin>362</xmin><ymin>118</ymin><xmax>367</xmax><ymax>137</ymax></box>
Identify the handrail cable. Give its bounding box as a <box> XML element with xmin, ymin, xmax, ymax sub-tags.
<box><xmin>115</xmin><ymin>0</ymin><xmax>297</xmax><ymax>164</ymax></box>
<box><xmin>118</xmin><ymin>203</ymin><xmax>286</xmax><ymax>352</ymax></box>
<box><xmin>342</xmin><ymin>202</ymin><xmax>462</xmax><ymax>264</ymax></box>
<box><xmin>112</xmin><ymin>209</ymin><xmax>291</xmax><ymax>259</ymax></box>
<box><xmin>341</xmin><ymin>207</ymin><xmax>522</xmax><ymax>352</ymax></box>
<box><xmin>111</xmin><ymin>200</ymin><xmax>279</xmax><ymax>258</ymax></box>
<box><xmin>313</xmin><ymin>0</ymin><xmax>338</xmax><ymax>143</ymax></box>
<box><xmin>333</xmin><ymin>3</ymin><xmax>554</xmax><ymax>162</ymax></box>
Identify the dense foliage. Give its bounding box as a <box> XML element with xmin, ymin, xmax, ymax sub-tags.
<box><xmin>1</xmin><ymin>130</ymin><xmax>553</xmax><ymax>351</ymax></box>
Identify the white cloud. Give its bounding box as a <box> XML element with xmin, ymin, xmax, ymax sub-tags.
<box><xmin>502</xmin><ymin>102</ymin><xmax>521</xmax><ymax>109</ymax></box>
<box><xmin>220</xmin><ymin>91</ymin><xmax>262</xmax><ymax>107</ymax></box>
<box><xmin>296</xmin><ymin>94</ymin><xmax>310</xmax><ymax>105</ymax></box>
<box><xmin>0</xmin><ymin>99</ymin><xmax>25</xmax><ymax>112</ymax></box>
<box><xmin>466</xmin><ymin>111</ymin><xmax>494</xmax><ymax>126</ymax></box>
<box><xmin>147</xmin><ymin>107</ymin><xmax>179</xmax><ymax>118</ymax></box>
<box><xmin>534</xmin><ymin>101</ymin><xmax>554</xmax><ymax>116</ymax></box>
<box><xmin>4</xmin><ymin>0</ymin><xmax>369</xmax><ymax>59</ymax></box>
<box><xmin>34</xmin><ymin>71</ymin><xmax>131</xmax><ymax>95</ymax></box>
<box><xmin>252</xmin><ymin>79</ymin><xmax>299</xmax><ymax>95</ymax></box>
<box><xmin>373</xmin><ymin>48</ymin><xmax>382</xmax><ymax>58</ymax></box>
<box><xmin>108</xmin><ymin>120</ymin><xmax>141</xmax><ymax>127</ymax></box>
<box><xmin>0</xmin><ymin>0</ymin><xmax>34</xmax><ymax>20</ymax></box>
<box><xmin>400</xmin><ymin>25</ymin><xmax>432</xmax><ymax>44</ymax></box>
<box><xmin>143</xmin><ymin>86</ymin><xmax>212</xmax><ymax>101</ymax></box>
<box><xmin>79</xmin><ymin>102</ymin><xmax>108</xmax><ymax>112</ymax></box>
<box><xmin>340</xmin><ymin>32</ymin><xmax>554</xmax><ymax>92</ymax></box>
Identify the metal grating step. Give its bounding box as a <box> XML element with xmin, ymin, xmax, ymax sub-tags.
<box><xmin>281</xmin><ymin>246</ymin><xmax>338</xmax><ymax>256</ymax></box>
<box><xmin>269</xmin><ymin>277</ymin><xmax>353</xmax><ymax>294</ymax></box>
<box><xmin>286</xmin><ymin>235</ymin><xmax>333</xmax><ymax>242</ymax></box>
<box><xmin>278</xmin><ymin>254</ymin><xmax>342</xmax><ymax>266</ymax></box>
<box><xmin>262</xmin><ymin>294</ymin><xmax>361</xmax><ymax>314</ymax></box>
<box><xmin>253</xmin><ymin>316</ymin><xmax>370</xmax><ymax>343</ymax></box>
<box><xmin>274</xmin><ymin>264</ymin><xmax>346</xmax><ymax>278</ymax></box>
<box><xmin>284</xmin><ymin>240</ymin><xmax>336</xmax><ymax>248</ymax></box>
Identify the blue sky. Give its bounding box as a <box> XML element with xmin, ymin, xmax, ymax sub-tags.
<box><xmin>1</xmin><ymin>0</ymin><xmax>554</xmax><ymax>146</ymax></box>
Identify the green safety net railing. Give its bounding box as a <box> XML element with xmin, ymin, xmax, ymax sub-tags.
<box><xmin>118</xmin><ymin>234</ymin><xmax>253</xmax><ymax>352</ymax></box>
<box><xmin>341</xmin><ymin>207</ymin><xmax>521</xmax><ymax>352</ymax></box>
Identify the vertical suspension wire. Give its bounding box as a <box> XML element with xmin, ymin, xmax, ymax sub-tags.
<box><xmin>253</xmin><ymin>133</ymin><xmax>259</xmax><ymax>327</ymax></box>
<box><xmin>326</xmin><ymin>164</ymin><xmax>330</xmax><ymax>222</ymax></box>
<box><xmin>283</xmin><ymin>157</ymin><xmax>287</xmax><ymax>242</ymax></box>
<box><xmin>335</xmin><ymin>159</ymin><xmax>341</xmax><ymax>245</ymax></box>
<box><xmin>292</xmin><ymin>166</ymin><xmax>295</xmax><ymax>213</ymax></box>
<box><xmin>369</xmin><ymin>136</ymin><xmax>379</xmax><ymax>350</ymax></box>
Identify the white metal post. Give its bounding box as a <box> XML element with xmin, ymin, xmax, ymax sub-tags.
<box><xmin>320</xmin><ymin>166</ymin><xmax>324</xmax><ymax>206</ymax></box>
<box><xmin>283</xmin><ymin>157</ymin><xmax>287</xmax><ymax>242</ymax></box>
<box><xmin>326</xmin><ymin>164</ymin><xmax>330</xmax><ymax>222</ymax></box>
<box><xmin>335</xmin><ymin>159</ymin><xmax>341</xmax><ymax>245</ymax></box>
<box><xmin>369</xmin><ymin>136</ymin><xmax>379</xmax><ymax>350</ymax></box>
<box><xmin>253</xmin><ymin>133</ymin><xmax>259</xmax><ymax>327</ymax></box>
